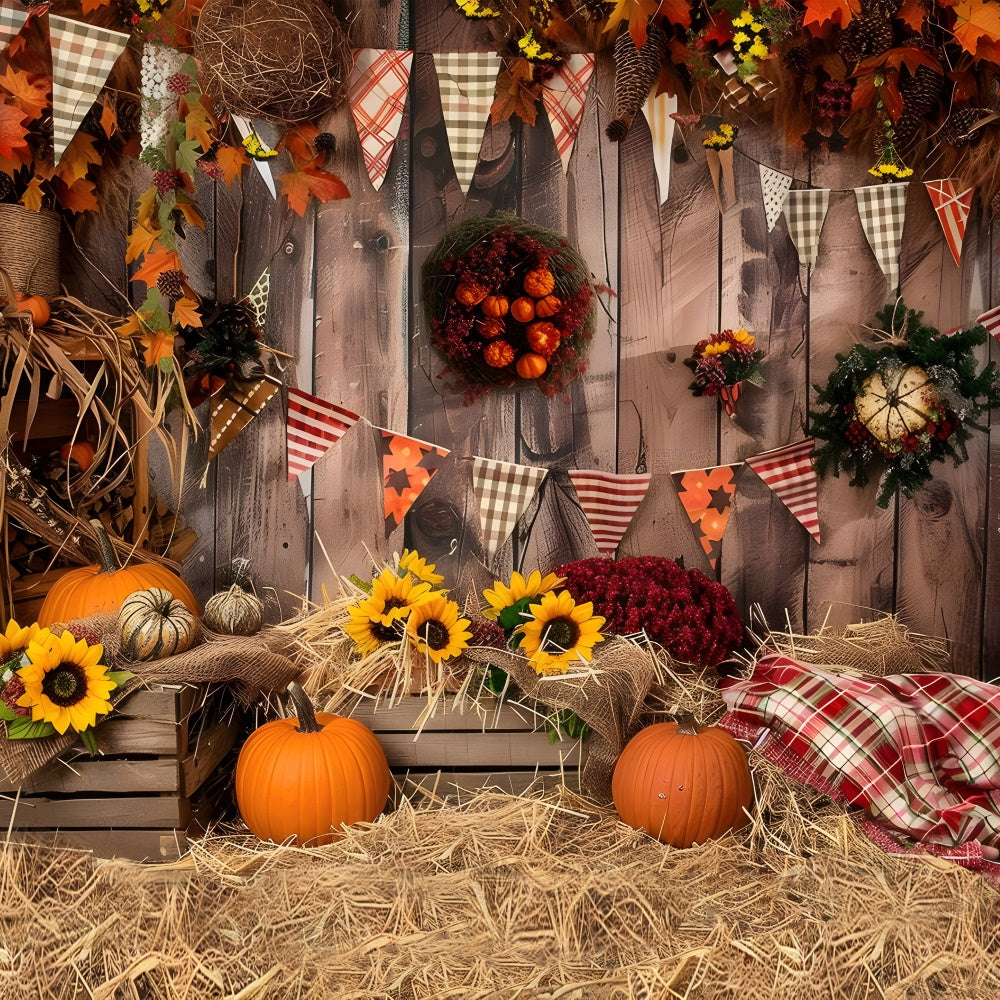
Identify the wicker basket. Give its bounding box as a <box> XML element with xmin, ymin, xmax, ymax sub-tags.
<box><xmin>0</xmin><ymin>203</ymin><xmax>60</xmax><ymax>297</ymax></box>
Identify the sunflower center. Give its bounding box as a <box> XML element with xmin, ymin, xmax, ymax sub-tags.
<box><xmin>541</xmin><ymin>617</ymin><xmax>579</xmax><ymax>653</ymax></box>
<box><xmin>42</xmin><ymin>661</ymin><xmax>87</xmax><ymax>707</ymax></box>
<box><xmin>384</xmin><ymin>598</ymin><xmax>407</xmax><ymax>613</ymax></box>
<box><xmin>371</xmin><ymin>620</ymin><xmax>402</xmax><ymax>642</ymax></box>
<box><xmin>422</xmin><ymin>619</ymin><xmax>451</xmax><ymax>651</ymax></box>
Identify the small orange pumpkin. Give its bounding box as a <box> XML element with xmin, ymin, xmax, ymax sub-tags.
<box><xmin>612</xmin><ymin>716</ymin><xmax>753</xmax><ymax>848</ymax></box>
<box><xmin>523</xmin><ymin>267</ymin><xmax>556</xmax><ymax>298</ymax></box>
<box><xmin>16</xmin><ymin>292</ymin><xmax>50</xmax><ymax>327</ymax></box>
<box><xmin>37</xmin><ymin>519</ymin><xmax>200</xmax><ymax>626</ymax></box>
<box><xmin>478</xmin><ymin>317</ymin><xmax>505</xmax><ymax>340</ymax></box>
<box><xmin>510</xmin><ymin>297</ymin><xmax>536</xmax><ymax>323</ymax></box>
<box><xmin>480</xmin><ymin>294</ymin><xmax>509</xmax><ymax>318</ymax></box>
<box><xmin>59</xmin><ymin>441</ymin><xmax>96</xmax><ymax>473</ymax></box>
<box><xmin>515</xmin><ymin>352</ymin><xmax>548</xmax><ymax>379</ymax></box>
<box><xmin>235</xmin><ymin>683</ymin><xmax>391</xmax><ymax>846</ymax></box>
<box><xmin>484</xmin><ymin>340</ymin><xmax>516</xmax><ymax>368</ymax></box>
<box><xmin>534</xmin><ymin>294</ymin><xmax>563</xmax><ymax>319</ymax></box>
<box><xmin>454</xmin><ymin>281</ymin><xmax>488</xmax><ymax>308</ymax></box>
<box><xmin>527</xmin><ymin>321</ymin><xmax>560</xmax><ymax>359</ymax></box>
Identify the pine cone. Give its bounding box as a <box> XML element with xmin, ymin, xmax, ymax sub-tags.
<box><xmin>157</xmin><ymin>269</ymin><xmax>186</xmax><ymax>301</ymax></box>
<box><xmin>607</xmin><ymin>22</ymin><xmax>669</xmax><ymax>142</ymax></box>
<box><xmin>839</xmin><ymin>2</ymin><xmax>894</xmax><ymax>63</ymax></box>
<box><xmin>782</xmin><ymin>44</ymin><xmax>810</xmax><ymax>76</ymax></box>
<box><xmin>943</xmin><ymin>107</ymin><xmax>998</xmax><ymax>145</ymax></box>
<box><xmin>895</xmin><ymin>64</ymin><xmax>944</xmax><ymax>148</ymax></box>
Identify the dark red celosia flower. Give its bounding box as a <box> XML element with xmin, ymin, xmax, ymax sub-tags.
<box><xmin>0</xmin><ymin>675</ymin><xmax>29</xmax><ymax>717</ymax></box>
<box><xmin>554</xmin><ymin>556</ymin><xmax>743</xmax><ymax>668</ymax></box>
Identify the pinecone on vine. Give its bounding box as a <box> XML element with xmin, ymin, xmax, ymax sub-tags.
<box><xmin>943</xmin><ymin>107</ymin><xmax>997</xmax><ymax>145</ymax></box>
<box><xmin>782</xmin><ymin>44</ymin><xmax>810</xmax><ymax>76</ymax></box>
<box><xmin>607</xmin><ymin>21</ymin><xmax>669</xmax><ymax>142</ymax></box>
<box><xmin>895</xmin><ymin>64</ymin><xmax>944</xmax><ymax>148</ymax></box>
<box><xmin>117</xmin><ymin>99</ymin><xmax>141</xmax><ymax>137</ymax></box>
<box><xmin>839</xmin><ymin>1</ymin><xmax>894</xmax><ymax>63</ymax></box>
<box><xmin>157</xmin><ymin>269</ymin><xmax>186</xmax><ymax>301</ymax></box>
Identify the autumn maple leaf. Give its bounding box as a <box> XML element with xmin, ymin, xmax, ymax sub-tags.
<box><xmin>19</xmin><ymin>175</ymin><xmax>43</xmax><ymax>211</ymax></box>
<box><xmin>279</xmin><ymin>165</ymin><xmax>349</xmax><ymax>216</ymax></box>
<box><xmin>54</xmin><ymin>177</ymin><xmax>100</xmax><ymax>214</ymax></box>
<box><xmin>604</xmin><ymin>0</ymin><xmax>689</xmax><ymax>48</ymax></box>
<box><xmin>215</xmin><ymin>144</ymin><xmax>249</xmax><ymax>185</ymax></box>
<box><xmin>55</xmin><ymin>133</ymin><xmax>102</xmax><ymax>186</ymax></box>
<box><xmin>131</xmin><ymin>242</ymin><xmax>184</xmax><ymax>288</ymax></box>
<box><xmin>491</xmin><ymin>58</ymin><xmax>540</xmax><ymax>126</ymax></box>
<box><xmin>278</xmin><ymin>123</ymin><xmax>322</xmax><ymax>169</ymax></box>
<box><xmin>949</xmin><ymin>0</ymin><xmax>1000</xmax><ymax>57</ymax></box>
<box><xmin>172</xmin><ymin>295</ymin><xmax>202</xmax><ymax>329</ymax></box>
<box><xmin>100</xmin><ymin>97</ymin><xmax>117</xmax><ymax>139</ymax></box>
<box><xmin>0</xmin><ymin>67</ymin><xmax>48</xmax><ymax>120</ymax></box>
<box><xmin>125</xmin><ymin>221</ymin><xmax>162</xmax><ymax>265</ymax></box>
<box><xmin>802</xmin><ymin>0</ymin><xmax>861</xmax><ymax>34</ymax></box>
<box><xmin>0</xmin><ymin>101</ymin><xmax>29</xmax><ymax>161</ymax></box>
<box><xmin>140</xmin><ymin>330</ymin><xmax>176</xmax><ymax>368</ymax></box>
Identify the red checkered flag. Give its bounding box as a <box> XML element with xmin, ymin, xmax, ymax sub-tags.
<box><xmin>568</xmin><ymin>470</ymin><xmax>651</xmax><ymax>556</ymax></box>
<box><xmin>349</xmin><ymin>49</ymin><xmax>413</xmax><ymax>191</ymax></box>
<box><xmin>925</xmin><ymin>179</ymin><xmax>974</xmax><ymax>268</ymax></box>
<box><xmin>746</xmin><ymin>438</ymin><xmax>821</xmax><ymax>543</ymax></box>
<box><xmin>286</xmin><ymin>388</ymin><xmax>360</xmax><ymax>480</ymax></box>
<box><xmin>541</xmin><ymin>53</ymin><xmax>594</xmax><ymax>174</ymax></box>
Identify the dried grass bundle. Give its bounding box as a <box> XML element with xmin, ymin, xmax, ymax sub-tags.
<box><xmin>193</xmin><ymin>0</ymin><xmax>351</xmax><ymax>125</ymax></box>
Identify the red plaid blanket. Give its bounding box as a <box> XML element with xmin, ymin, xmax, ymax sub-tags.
<box><xmin>718</xmin><ymin>653</ymin><xmax>1000</xmax><ymax>877</ymax></box>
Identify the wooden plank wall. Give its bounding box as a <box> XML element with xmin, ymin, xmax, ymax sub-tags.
<box><xmin>65</xmin><ymin>0</ymin><xmax>998</xmax><ymax>676</ymax></box>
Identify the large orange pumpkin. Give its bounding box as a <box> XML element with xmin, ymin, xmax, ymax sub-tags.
<box><xmin>37</xmin><ymin>519</ymin><xmax>200</xmax><ymax>625</ymax></box>
<box><xmin>612</xmin><ymin>717</ymin><xmax>752</xmax><ymax>848</ymax></box>
<box><xmin>235</xmin><ymin>683</ymin><xmax>391</xmax><ymax>846</ymax></box>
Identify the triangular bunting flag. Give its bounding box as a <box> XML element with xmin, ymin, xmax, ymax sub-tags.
<box><xmin>568</xmin><ymin>470</ymin><xmax>651</xmax><ymax>556</ymax></box>
<box><xmin>349</xmin><ymin>48</ymin><xmax>413</xmax><ymax>191</ymax></box>
<box><xmin>378</xmin><ymin>429</ymin><xmax>449</xmax><ymax>538</ymax></box>
<box><xmin>976</xmin><ymin>305</ymin><xmax>1000</xmax><ymax>340</ymax></box>
<box><xmin>783</xmin><ymin>188</ymin><xmax>831</xmax><ymax>268</ymax></box>
<box><xmin>242</xmin><ymin>268</ymin><xmax>270</xmax><ymax>330</ymax></box>
<box><xmin>854</xmin><ymin>182</ymin><xmax>909</xmax><ymax>292</ymax></box>
<box><xmin>541</xmin><ymin>53</ymin><xmax>594</xmax><ymax>174</ymax></box>
<box><xmin>642</xmin><ymin>90</ymin><xmax>677</xmax><ymax>205</ymax></box>
<box><xmin>671</xmin><ymin>465</ymin><xmax>742</xmax><ymax>571</ymax></box>
<box><xmin>230</xmin><ymin>114</ymin><xmax>277</xmax><ymax>199</ymax></box>
<box><xmin>471</xmin><ymin>456</ymin><xmax>547</xmax><ymax>563</ymax></box>
<box><xmin>432</xmin><ymin>51</ymin><xmax>501</xmax><ymax>193</ymax></box>
<box><xmin>746</xmin><ymin>438</ymin><xmax>821</xmax><ymax>543</ymax></box>
<box><xmin>208</xmin><ymin>379</ymin><xmax>280</xmax><ymax>463</ymax></box>
<box><xmin>0</xmin><ymin>2</ymin><xmax>27</xmax><ymax>52</ymax></box>
<box><xmin>49</xmin><ymin>16</ymin><xmax>130</xmax><ymax>164</ymax></box>
<box><xmin>760</xmin><ymin>165</ymin><xmax>793</xmax><ymax>233</ymax></box>
<box><xmin>286</xmin><ymin>388</ymin><xmax>360</xmax><ymax>481</ymax></box>
<box><xmin>925</xmin><ymin>179</ymin><xmax>974</xmax><ymax>268</ymax></box>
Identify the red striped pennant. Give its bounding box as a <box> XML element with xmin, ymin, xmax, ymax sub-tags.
<box><xmin>568</xmin><ymin>470</ymin><xmax>651</xmax><ymax>557</ymax></box>
<box><xmin>977</xmin><ymin>305</ymin><xmax>1000</xmax><ymax>341</ymax></box>
<box><xmin>925</xmin><ymin>179</ymin><xmax>974</xmax><ymax>268</ymax></box>
<box><xmin>286</xmin><ymin>388</ymin><xmax>360</xmax><ymax>480</ymax></box>
<box><xmin>745</xmin><ymin>438</ymin><xmax>821</xmax><ymax>543</ymax></box>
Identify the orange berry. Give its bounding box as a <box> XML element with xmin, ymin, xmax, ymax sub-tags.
<box><xmin>523</xmin><ymin>268</ymin><xmax>556</xmax><ymax>298</ymax></box>
<box><xmin>534</xmin><ymin>294</ymin><xmax>562</xmax><ymax>319</ymax></box>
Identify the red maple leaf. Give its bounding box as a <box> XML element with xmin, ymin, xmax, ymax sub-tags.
<box><xmin>0</xmin><ymin>101</ymin><xmax>29</xmax><ymax>161</ymax></box>
<box><xmin>802</xmin><ymin>0</ymin><xmax>861</xmax><ymax>34</ymax></box>
<box><xmin>279</xmin><ymin>164</ymin><xmax>349</xmax><ymax>216</ymax></box>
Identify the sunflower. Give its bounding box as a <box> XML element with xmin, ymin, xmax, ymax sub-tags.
<box><xmin>16</xmin><ymin>631</ymin><xmax>117</xmax><ymax>735</ymax></box>
<box><xmin>406</xmin><ymin>595</ymin><xmax>473</xmax><ymax>664</ymax></box>
<box><xmin>482</xmin><ymin>570</ymin><xmax>565</xmax><ymax>626</ymax></box>
<box><xmin>517</xmin><ymin>590</ymin><xmax>606</xmax><ymax>677</ymax></box>
<box><xmin>367</xmin><ymin>569</ymin><xmax>433</xmax><ymax>627</ymax></box>
<box><xmin>344</xmin><ymin>598</ymin><xmax>396</xmax><ymax>656</ymax></box>
<box><xmin>398</xmin><ymin>549</ymin><xmax>445</xmax><ymax>586</ymax></box>
<box><xmin>0</xmin><ymin>619</ymin><xmax>52</xmax><ymax>665</ymax></box>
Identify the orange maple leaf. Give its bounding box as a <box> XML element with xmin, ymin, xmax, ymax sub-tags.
<box><xmin>184</xmin><ymin>99</ymin><xmax>216</xmax><ymax>152</ymax></box>
<box><xmin>491</xmin><ymin>58</ymin><xmax>540</xmax><ymax>126</ymax></box>
<box><xmin>100</xmin><ymin>97</ymin><xmax>117</xmax><ymax>139</ymax></box>
<box><xmin>81</xmin><ymin>0</ymin><xmax>113</xmax><ymax>12</ymax></box>
<box><xmin>216</xmin><ymin>144</ymin><xmax>249</xmax><ymax>185</ymax></box>
<box><xmin>55</xmin><ymin>132</ymin><xmax>102</xmax><ymax>186</ymax></box>
<box><xmin>172</xmin><ymin>295</ymin><xmax>202</xmax><ymax>328</ymax></box>
<box><xmin>803</xmin><ymin>0</ymin><xmax>861</xmax><ymax>33</ymax></box>
<box><xmin>131</xmin><ymin>243</ymin><xmax>183</xmax><ymax>288</ymax></box>
<box><xmin>895</xmin><ymin>0</ymin><xmax>928</xmax><ymax>31</ymax></box>
<box><xmin>603</xmin><ymin>0</ymin><xmax>689</xmax><ymax>47</ymax></box>
<box><xmin>950</xmin><ymin>0</ymin><xmax>1000</xmax><ymax>57</ymax></box>
<box><xmin>54</xmin><ymin>177</ymin><xmax>100</xmax><ymax>214</ymax></box>
<box><xmin>140</xmin><ymin>330</ymin><xmax>176</xmax><ymax>368</ymax></box>
<box><xmin>279</xmin><ymin>123</ymin><xmax>321</xmax><ymax>170</ymax></box>
<box><xmin>0</xmin><ymin>67</ymin><xmax>48</xmax><ymax>120</ymax></box>
<box><xmin>125</xmin><ymin>221</ymin><xmax>162</xmax><ymax>265</ymax></box>
<box><xmin>135</xmin><ymin>185</ymin><xmax>159</xmax><ymax>229</ymax></box>
<box><xmin>0</xmin><ymin>101</ymin><xmax>29</xmax><ymax>161</ymax></box>
<box><xmin>279</xmin><ymin>165</ymin><xmax>349</xmax><ymax>216</ymax></box>
<box><xmin>173</xmin><ymin>193</ymin><xmax>206</xmax><ymax>229</ymax></box>
<box><xmin>19</xmin><ymin>175</ymin><xmax>43</xmax><ymax>211</ymax></box>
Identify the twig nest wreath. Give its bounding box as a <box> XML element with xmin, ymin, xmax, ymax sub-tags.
<box><xmin>422</xmin><ymin>216</ymin><xmax>597</xmax><ymax>402</ymax></box>
<box><xmin>193</xmin><ymin>0</ymin><xmax>351</xmax><ymax>125</ymax></box>
<box><xmin>811</xmin><ymin>302</ymin><xmax>1000</xmax><ymax>508</ymax></box>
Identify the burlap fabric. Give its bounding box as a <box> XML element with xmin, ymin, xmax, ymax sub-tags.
<box><xmin>0</xmin><ymin>614</ymin><xmax>301</xmax><ymax>785</ymax></box>
<box><xmin>465</xmin><ymin>637</ymin><xmax>660</xmax><ymax>803</ymax></box>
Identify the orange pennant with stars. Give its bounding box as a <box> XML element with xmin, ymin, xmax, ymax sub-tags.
<box><xmin>377</xmin><ymin>429</ymin><xmax>450</xmax><ymax>538</ymax></box>
<box><xmin>670</xmin><ymin>464</ymin><xmax>742</xmax><ymax>571</ymax></box>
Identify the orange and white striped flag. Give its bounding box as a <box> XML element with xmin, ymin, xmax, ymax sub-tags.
<box><xmin>746</xmin><ymin>438</ymin><xmax>820</xmax><ymax>543</ymax></box>
<box><xmin>925</xmin><ymin>179</ymin><xmax>974</xmax><ymax>268</ymax></box>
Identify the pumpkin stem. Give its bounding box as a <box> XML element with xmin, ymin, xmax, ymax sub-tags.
<box><xmin>89</xmin><ymin>518</ymin><xmax>120</xmax><ymax>575</ymax></box>
<box><xmin>287</xmin><ymin>681</ymin><xmax>324</xmax><ymax>734</ymax></box>
<box><xmin>674</xmin><ymin>712</ymin><xmax>702</xmax><ymax>736</ymax></box>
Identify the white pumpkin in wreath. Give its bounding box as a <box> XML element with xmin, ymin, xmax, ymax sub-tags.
<box><xmin>853</xmin><ymin>364</ymin><xmax>940</xmax><ymax>443</ymax></box>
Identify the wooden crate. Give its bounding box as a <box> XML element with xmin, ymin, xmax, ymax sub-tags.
<box><xmin>0</xmin><ymin>684</ymin><xmax>240</xmax><ymax>861</ymax></box>
<box><xmin>347</xmin><ymin>695</ymin><xmax>584</xmax><ymax>801</ymax></box>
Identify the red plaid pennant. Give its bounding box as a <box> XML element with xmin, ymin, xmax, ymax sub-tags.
<box><xmin>349</xmin><ymin>48</ymin><xmax>413</xmax><ymax>191</ymax></box>
<box><xmin>286</xmin><ymin>388</ymin><xmax>360</xmax><ymax>481</ymax></box>
<box><xmin>746</xmin><ymin>437</ymin><xmax>820</xmax><ymax>543</ymax></box>
<box><xmin>925</xmin><ymin>179</ymin><xmax>974</xmax><ymax>268</ymax></box>
<box><xmin>541</xmin><ymin>53</ymin><xmax>594</xmax><ymax>173</ymax></box>
<box><xmin>568</xmin><ymin>470</ymin><xmax>651</xmax><ymax>556</ymax></box>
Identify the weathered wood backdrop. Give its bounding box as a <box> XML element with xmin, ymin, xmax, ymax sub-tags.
<box><xmin>69</xmin><ymin>0</ymin><xmax>1000</xmax><ymax>677</ymax></box>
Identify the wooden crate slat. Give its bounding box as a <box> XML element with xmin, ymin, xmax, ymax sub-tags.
<box><xmin>0</xmin><ymin>757</ymin><xmax>179</xmax><ymax>795</ymax></box>
<box><xmin>347</xmin><ymin>695</ymin><xmax>548</xmax><ymax>733</ymax></box>
<box><xmin>5</xmin><ymin>829</ymin><xmax>189</xmax><ymax>862</ymax></box>
<box><xmin>92</xmin><ymin>718</ymin><xmax>182</xmax><ymax>756</ymax></box>
<box><xmin>376</xmin><ymin>730</ymin><xmax>581</xmax><ymax>769</ymax></box>
<box><xmin>0</xmin><ymin>793</ymin><xmax>190</xmax><ymax>829</ymax></box>
<box><xmin>180</xmin><ymin>717</ymin><xmax>241</xmax><ymax>797</ymax></box>
<box><xmin>397</xmin><ymin>769</ymin><xmax>578</xmax><ymax>800</ymax></box>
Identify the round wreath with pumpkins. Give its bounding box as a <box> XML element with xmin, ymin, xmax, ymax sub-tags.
<box><xmin>810</xmin><ymin>302</ymin><xmax>1000</xmax><ymax>508</ymax></box>
<box><xmin>422</xmin><ymin>215</ymin><xmax>597</xmax><ymax>403</ymax></box>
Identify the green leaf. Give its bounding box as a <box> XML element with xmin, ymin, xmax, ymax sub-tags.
<box><xmin>158</xmin><ymin>355</ymin><xmax>175</xmax><ymax>374</ymax></box>
<box><xmin>6</xmin><ymin>716</ymin><xmax>56</xmax><ymax>740</ymax></box>
<box><xmin>0</xmin><ymin>701</ymin><xmax>21</xmax><ymax>722</ymax></box>
<box><xmin>139</xmin><ymin>146</ymin><xmax>168</xmax><ymax>171</ymax></box>
<box><xmin>175</xmin><ymin>139</ymin><xmax>202</xmax><ymax>179</ymax></box>
<box><xmin>106</xmin><ymin>670</ymin><xmax>134</xmax><ymax>692</ymax></box>
<box><xmin>80</xmin><ymin>728</ymin><xmax>99</xmax><ymax>756</ymax></box>
<box><xmin>498</xmin><ymin>596</ymin><xmax>534</xmax><ymax>633</ymax></box>
<box><xmin>485</xmin><ymin>665</ymin><xmax>509</xmax><ymax>697</ymax></box>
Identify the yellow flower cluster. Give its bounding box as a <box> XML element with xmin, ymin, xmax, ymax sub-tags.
<box><xmin>455</xmin><ymin>0</ymin><xmax>501</xmax><ymax>18</ymax></box>
<box><xmin>868</xmin><ymin>161</ymin><xmax>914</xmax><ymax>182</ymax></box>
<box><xmin>517</xmin><ymin>29</ymin><xmax>555</xmax><ymax>61</ymax></box>
<box><xmin>345</xmin><ymin>551</ymin><xmax>472</xmax><ymax>664</ymax></box>
<box><xmin>703</xmin><ymin>123</ymin><xmax>739</xmax><ymax>150</ymax></box>
<box><xmin>731</xmin><ymin>10</ymin><xmax>769</xmax><ymax>62</ymax></box>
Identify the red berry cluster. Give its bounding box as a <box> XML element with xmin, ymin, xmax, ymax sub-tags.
<box><xmin>153</xmin><ymin>169</ymin><xmax>182</xmax><ymax>196</ymax></box>
<box><xmin>816</xmin><ymin>80</ymin><xmax>853</xmax><ymax>119</ymax></box>
<box><xmin>166</xmin><ymin>72</ymin><xmax>190</xmax><ymax>96</ymax></box>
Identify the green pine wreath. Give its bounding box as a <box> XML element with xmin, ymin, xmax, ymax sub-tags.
<box><xmin>810</xmin><ymin>301</ymin><xmax>1000</xmax><ymax>508</ymax></box>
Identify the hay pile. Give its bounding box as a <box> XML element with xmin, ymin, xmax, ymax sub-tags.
<box><xmin>3</xmin><ymin>768</ymin><xmax>999</xmax><ymax>999</ymax></box>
